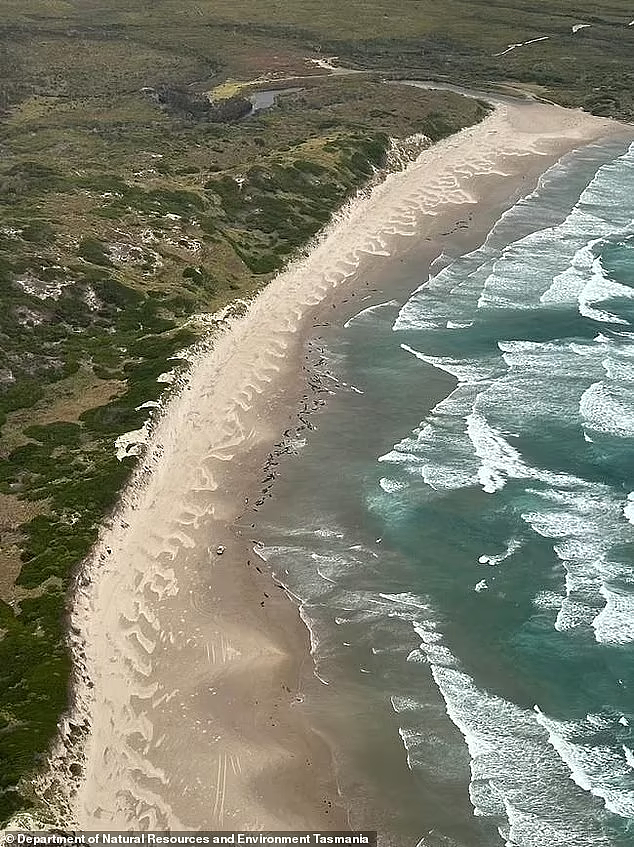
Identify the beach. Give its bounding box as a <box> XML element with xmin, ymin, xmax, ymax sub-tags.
<box><xmin>45</xmin><ymin>99</ymin><xmax>626</xmax><ymax>833</ymax></box>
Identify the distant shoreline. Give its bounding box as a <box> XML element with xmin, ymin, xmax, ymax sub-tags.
<box><xmin>22</xmin><ymin>100</ymin><xmax>627</xmax><ymax>831</ymax></box>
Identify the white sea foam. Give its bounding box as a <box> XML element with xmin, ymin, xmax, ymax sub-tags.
<box><xmin>540</xmin><ymin>237</ymin><xmax>602</xmax><ymax>306</ymax></box>
<box><xmin>535</xmin><ymin>707</ymin><xmax>634</xmax><ymax>818</ymax></box>
<box><xmin>519</xmin><ymin>477</ymin><xmax>634</xmax><ymax>642</ymax></box>
<box><xmin>385</xmin><ymin>586</ymin><xmax>630</xmax><ymax>845</ymax></box>
<box><xmin>343</xmin><ymin>299</ymin><xmax>399</xmax><ymax>329</ymax></box>
<box><xmin>476</xmin><ymin>141</ymin><xmax>634</xmax><ymax>323</ymax></box>
<box><xmin>602</xmin><ymin>353</ymin><xmax>634</xmax><ymax>383</ymax></box>
<box><xmin>478</xmin><ymin>234</ymin><xmax>565</xmax><ymax>311</ymax></box>
<box><xmin>378</xmin><ymin>591</ymin><xmax>433</xmax><ymax>613</ymax></box>
<box><xmin>379</xmin><ymin>477</ymin><xmax>406</xmax><ymax>493</ymax></box>
<box><xmin>478</xmin><ymin>536</ymin><xmax>522</xmax><ymax>566</ymax></box>
<box><xmin>578</xmin><ymin>256</ymin><xmax>634</xmax><ymax>325</ymax></box>
<box><xmin>411</xmin><ymin>621</ymin><xmax>456</xmax><ymax>667</ymax></box>
<box><xmin>374</xmin><ymin>140</ymin><xmax>634</xmax><ymax>847</ymax></box>
<box><xmin>428</xmin><ymin>665</ymin><xmax>613</xmax><ymax>846</ymax></box>
<box><xmin>592</xmin><ymin>584</ymin><xmax>634</xmax><ymax>644</ymax></box>
<box><xmin>624</xmin><ymin>492</ymin><xmax>634</xmax><ymax>525</ymax></box>
<box><xmin>466</xmin><ymin>412</ymin><xmax>527</xmax><ymax>493</ymax></box>
<box><xmin>391</xmin><ymin>695</ymin><xmax>422</xmax><ymax>713</ymax></box>
<box><xmin>533</xmin><ymin>590</ymin><xmax>564</xmax><ymax>611</ymax></box>
<box><xmin>394</xmin><ymin>243</ymin><xmax>498</xmax><ymax>331</ymax></box>
<box><xmin>379</xmin><ymin>384</ymin><xmax>481</xmax><ymax>490</ymax></box>
<box><xmin>400</xmin><ymin>343</ymin><xmax>500</xmax><ymax>383</ymax></box>
<box><xmin>389</xmin><ymin>150</ymin><xmax>634</xmax><ymax>647</ymax></box>
<box><xmin>579</xmin><ymin>382</ymin><xmax>634</xmax><ymax>437</ymax></box>
<box><xmin>406</xmin><ymin>295</ymin><xmax>632</xmax><ymax>641</ymax></box>
<box><xmin>314</xmin><ymin>528</ymin><xmax>345</xmax><ymax>539</ymax></box>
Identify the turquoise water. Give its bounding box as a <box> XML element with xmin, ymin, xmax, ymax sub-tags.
<box><xmin>255</xmin><ymin>137</ymin><xmax>634</xmax><ymax>846</ymax></box>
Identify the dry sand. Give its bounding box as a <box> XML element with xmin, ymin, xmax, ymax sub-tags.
<box><xmin>43</xmin><ymin>101</ymin><xmax>625</xmax><ymax>832</ymax></box>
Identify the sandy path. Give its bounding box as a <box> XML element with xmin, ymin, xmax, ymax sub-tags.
<box><xmin>53</xmin><ymin>101</ymin><xmax>623</xmax><ymax>831</ymax></box>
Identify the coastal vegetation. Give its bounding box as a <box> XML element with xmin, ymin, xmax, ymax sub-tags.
<box><xmin>0</xmin><ymin>0</ymin><xmax>630</xmax><ymax>823</ymax></box>
<box><xmin>0</xmin><ymin>24</ymin><xmax>488</xmax><ymax>825</ymax></box>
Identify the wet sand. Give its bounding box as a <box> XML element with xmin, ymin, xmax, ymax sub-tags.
<box><xmin>51</xmin><ymin>101</ymin><xmax>624</xmax><ymax>831</ymax></box>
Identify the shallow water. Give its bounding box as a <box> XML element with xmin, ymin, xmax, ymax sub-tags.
<box><xmin>256</xmin><ymin>136</ymin><xmax>634</xmax><ymax>846</ymax></box>
<box><xmin>249</xmin><ymin>87</ymin><xmax>303</xmax><ymax>113</ymax></box>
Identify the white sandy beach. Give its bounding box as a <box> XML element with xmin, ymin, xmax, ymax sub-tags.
<box><xmin>35</xmin><ymin>100</ymin><xmax>624</xmax><ymax>832</ymax></box>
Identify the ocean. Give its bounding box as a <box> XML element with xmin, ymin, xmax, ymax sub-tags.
<box><xmin>253</xmin><ymin>136</ymin><xmax>634</xmax><ymax>846</ymax></box>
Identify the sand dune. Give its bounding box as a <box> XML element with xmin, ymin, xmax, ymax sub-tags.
<box><xmin>41</xmin><ymin>101</ymin><xmax>620</xmax><ymax>831</ymax></box>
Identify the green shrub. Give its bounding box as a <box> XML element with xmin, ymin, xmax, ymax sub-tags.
<box><xmin>78</xmin><ymin>236</ymin><xmax>111</xmax><ymax>267</ymax></box>
<box><xmin>21</xmin><ymin>221</ymin><xmax>56</xmax><ymax>244</ymax></box>
<box><xmin>23</xmin><ymin>422</ymin><xmax>83</xmax><ymax>447</ymax></box>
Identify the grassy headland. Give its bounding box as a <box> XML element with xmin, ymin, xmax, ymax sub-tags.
<box><xmin>0</xmin><ymin>0</ymin><xmax>630</xmax><ymax>823</ymax></box>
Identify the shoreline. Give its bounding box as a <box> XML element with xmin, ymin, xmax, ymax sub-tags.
<box><xmin>251</xmin><ymin>129</ymin><xmax>634</xmax><ymax>842</ymax></box>
<box><xmin>20</xmin><ymin>101</ymin><xmax>629</xmax><ymax>831</ymax></box>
